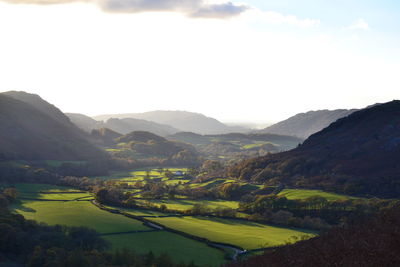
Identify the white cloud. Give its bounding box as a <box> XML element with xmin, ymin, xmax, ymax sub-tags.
<box><xmin>347</xmin><ymin>18</ymin><xmax>369</xmax><ymax>31</ymax></box>
<box><xmin>1</xmin><ymin>0</ymin><xmax>249</xmax><ymax>18</ymax></box>
<box><xmin>190</xmin><ymin>2</ymin><xmax>248</xmax><ymax>18</ymax></box>
<box><xmin>242</xmin><ymin>9</ymin><xmax>320</xmax><ymax>28</ymax></box>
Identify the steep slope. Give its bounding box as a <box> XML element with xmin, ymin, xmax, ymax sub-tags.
<box><xmin>0</xmin><ymin>94</ymin><xmax>107</xmax><ymax>161</ymax></box>
<box><xmin>259</xmin><ymin>109</ymin><xmax>356</xmax><ymax>139</ymax></box>
<box><xmin>228</xmin><ymin>101</ymin><xmax>400</xmax><ymax>197</ymax></box>
<box><xmin>3</xmin><ymin>91</ymin><xmax>74</xmax><ymax>129</ymax></box>
<box><xmin>94</xmin><ymin>110</ymin><xmax>249</xmax><ymax>134</ymax></box>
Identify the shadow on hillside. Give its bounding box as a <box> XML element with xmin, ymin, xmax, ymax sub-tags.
<box><xmin>11</xmin><ymin>200</ymin><xmax>36</xmax><ymax>213</ymax></box>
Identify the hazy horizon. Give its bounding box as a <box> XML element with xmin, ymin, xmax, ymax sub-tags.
<box><xmin>0</xmin><ymin>0</ymin><xmax>399</xmax><ymax>122</ymax></box>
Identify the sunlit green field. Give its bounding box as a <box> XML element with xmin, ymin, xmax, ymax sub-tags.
<box><xmin>241</xmin><ymin>142</ymin><xmax>276</xmax><ymax>150</ymax></box>
<box><xmin>10</xmin><ymin>183</ymin><xmax>226</xmax><ymax>266</ymax></box>
<box><xmin>104</xmin><ymin>232</ymin><xmax>225</xmax><ymax>266</ymax></box>
<box><xmin>2</xmin><ymin>183</ymin><xmax>89</xmax><ymax>199</ymax></box>
<box><xmin>136</xmin><ymin>199</ymin><xmax>239</xmax><ymax>211</ymax></box>
<box><xmin>149</xmin><ymin>216</ymin><xmax>316</xmax><ymax>250</ymax></box>
<box><xmin>13</xmin><ymin>200</ymin><xmax>149</xmax><ymax>233</ymax></box>
<box><xmin>94</xmin><ymin>167</ymin><xmax>189</xmax><ymax>181</ymax></box>
<box><xmin>278</xmin><ymin>189</ymin><xmax>360</xmax><ymax>201</ymax></box>
<box><xmin>102</xmin><ymin>205</ymin><xmax>168</xmax><ymax>217</ymax></box>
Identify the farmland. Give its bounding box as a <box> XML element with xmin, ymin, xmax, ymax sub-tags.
<box><xmin>7</xmin><ymin>170</ymin><xmax>364</xmax><ymax>267</ymax></box>
<box><xmin>135</xmin><ymin>199</ymin><xmax>239</xmax><ymax>212</ymax></box>
<box><xmin>148</xmin><ymin>216</ymin><xmax>316</xmax><ymax>250</ymax></box>
<box><xmin>7</xmin><ymin>181</ymin><xmax>323</xmax><ymax>266</ymax></box>
<box><xmin>9</xmin><ymin>184</ymin><xmax>226</xmax><ymax>266</ymax></box>
<box><xmin>277</xmin><ymin>188</ymin><xmax>360</xmax><ymax>201</ymax></box>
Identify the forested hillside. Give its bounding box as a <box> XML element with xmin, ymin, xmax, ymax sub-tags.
<box><xmin>228</xmin><ymin>101</ymin><xmax>400</xmax><ymax>197</ymax></box>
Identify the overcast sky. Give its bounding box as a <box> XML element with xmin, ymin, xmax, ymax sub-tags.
<box><xmin>0</xmin><ymin>0</ymin><xmax>399</xmax><ymax>123</ymax></box>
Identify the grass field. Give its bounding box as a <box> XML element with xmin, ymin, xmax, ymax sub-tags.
<box><xmin>149</xmin><ymin>216</ymin><xmax>316</xmax><ymax>250</ymax></box>
<box><xmin>102</xmin><ymin>205</ymin><xmax>169</xmax><ymax>217</ymax></box>
<box><xmin>32</xmin><ymin>192</ymin><xmax>93</xmax><ymax>201</ymax></box>
<box><xmin>104</xmin><ymin>231</ymin><xmax>225</xmax><ymax>266</ymax></box>
<box><xmin>94</xmin><ymin>167</ymin><xmax>189</xmax><ymax>181</ymax></box>
<box><xmin>241</xmin><ymin>142</ymin><xmax>275</xmax><ymax>150</ymax></box>
<box><xmin>278</xmin><ymin>189</ymin><xmax>360</xmax><ymax>201</ymax></box>
<box><xmin>1</xmin><ymin>183</ymin><xmax>88</xmax><ymax>199</ymax></box>
<box><xmin>136</xmin><ymin>199</ymin><xmax>239</xmax><ymax>211</ymax></box>
<box><xmin>10</xmin><ymin>184</ymin><xmax>226</xmax><ymax>266</ymax></box>
<box><xmin>13</xmin><ymin>200</ymin><xmax>150</xmax><ymax>233</ymax></box>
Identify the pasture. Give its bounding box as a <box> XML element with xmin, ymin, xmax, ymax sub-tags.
<box><xmin>136</xmin><ymin>199</ymin><xmax>239</xmax><ymax>211</ymax></box>
<box><xmin>104</xmin><ymin>231</ymin><xmax>225</xmax><ymax>266</ymax></box>
<box><xmin>10</xmin><ymin>183</ymin><xmax>226</xmax><ymax>266</ymax></box>
<box><xmin>13</xmin><ymin>200</ymin><xmax>149</xmax><ymax>234</ymax></box>
<box><xmin>149</xmin><ymin>216</ymin><xmax>316</xmax><ymax>250</ymax></box>
<box><xmin>278</xmin><ymin>189</ymin><xmax>359</xmax><ymax>201</ymax></box>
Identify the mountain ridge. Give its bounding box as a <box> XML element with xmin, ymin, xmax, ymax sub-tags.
<box><xmin>0</xmin><ymin>92</ymin><xmax>107</xmax><ymax>161</ymax></box>
<box><xmin>94</xmin><ymin>110</ymin><xmax>250</xmax><ymax>135</ymax></box>
<box><xmin>258</xmin><ymin>109</ymin><xmax>357</xmax><ymax>139</ymax></box>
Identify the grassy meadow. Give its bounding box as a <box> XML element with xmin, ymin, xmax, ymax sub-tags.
<box><xmin>104</xmin><ymin>231</ymin><xmax>225</xmax><ymax>266</ymax></box>
<box><xmin>9</xmin><ymin>183</ymin><xmax>226</xmax><ymax>266</ymax></box>
<box><xmin>278</xmin><ymin>189</ymin><xmax>360</xmax><ymax>201</ymax></box>
<box><xmin>149</xmin><ymin>216</ymin><xmax>316</xmax><ymax>250</ymax></box>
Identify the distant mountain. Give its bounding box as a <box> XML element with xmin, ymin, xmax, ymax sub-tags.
<box><xmin>94</xmin><ymin>110</ymin><xmax>250</xmax><ymax>135</ymax></box>
<box><xmin>66</xmin><ymin>113</ymin><xmax>102</xmax><ymax>132</ymax></box>
<box><xmin>0</xmin><ymin>92</ymin><xmax>107</xmax><ymax>161</ymax></box>
<box><xmin>66</xmin><ymin>113</ymin><xmax>179</xmax><ymax>137</ymax></box>
<box><xmin>104</xmin><ymin>118</ymin><xmax>179</xmax><ymax>136</ymax></box>
<box><xmin>259</xmin><ymin>109</ymin><xmax>356</xmax><ymax>139</ymax></box>
<box><xmin>228</xmin><ymin>101</ymin><xmax>400</xmax><ymax>198</ymax></box>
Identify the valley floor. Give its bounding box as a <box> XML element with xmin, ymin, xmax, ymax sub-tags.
<box><xmin>9</xmin><ymin>183</ymin><xmax>317</xmax><ymax>266</ymax></box>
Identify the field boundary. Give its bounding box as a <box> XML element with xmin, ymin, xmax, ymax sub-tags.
<box><xmin>19</xmin><ymin>197</ymin><xmax>91</xmax><ymax>202</ymax></box>
<box><xmin>91</xmin><ymin>200</ymin><xmax>246</xmax><ymax>260</ymax></box>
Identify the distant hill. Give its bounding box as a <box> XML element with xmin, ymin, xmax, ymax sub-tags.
<box><xmin>0</xmin><ymin>92</ymin><xmax>107</xmax><ymax>161</ymax></box>
<box><xmin>104</xmin><ymin>118</ymin><xmax>179</xmax><ymax>136</ymax></box>
<box><xmin>168</xmin><ymin>132</ymin><xmax>303</xmax><ymax>149</ymax></box>
<box><xmin>259</xmin><ymin>109</ymin><xmax>356</xmax><ymax>139</ymax></box>
<box><xmin>66</xmin><ymin>113</ymin><xmax>179</xmax><ymax>137</ymax></box>
<box><xmin>94</xmin><ymin>110</ymin><xmax>249</xmax><ymax>135</ymax></box>
<box><xmin>110</xmin><ymin>131</ymin><xmax>200</xmax><ymax>165</ymax></box>
<box><xmin>168</xmin><ymin>132</ymin><xmax>303</xmax><ymax>160</ymax></box>
<box><xmin>228</xmin><ymin>101</ymin><xmax>400</xmax><ymax>198</ymax></box>
<box><xmin>66</xmin><ymin>113</ymin><xmax>102</xmax><ymax>132</ymax></box>
<box><xmin>90</xmin><ymin>128</ymin><xmax>122</xmax><ymax>146</ymax></box>
<box><xmin>116</xmin><ymin>131</ymin><xmax>167</xmax><ymax>144</ymax></box>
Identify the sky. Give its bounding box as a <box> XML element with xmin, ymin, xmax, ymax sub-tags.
<box><xmin>0</xmin><ymin>0</ymin><xmax>399</xmax><ymax>123</ymax></box>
